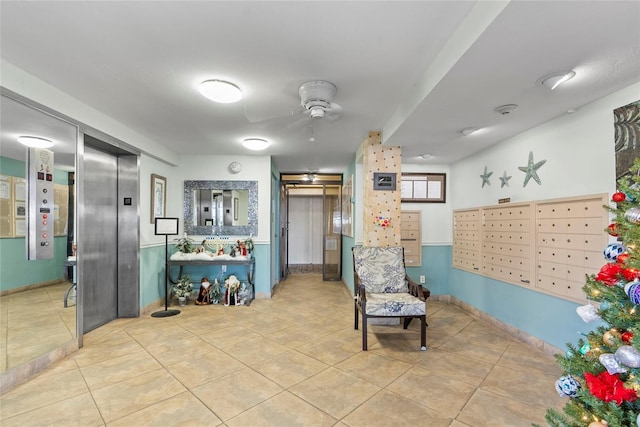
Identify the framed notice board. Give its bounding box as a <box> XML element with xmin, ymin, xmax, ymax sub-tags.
<box><xmin>401</xmin><ymin>172</ymin><xmax>446</xmax><ymax>203</ymax></box>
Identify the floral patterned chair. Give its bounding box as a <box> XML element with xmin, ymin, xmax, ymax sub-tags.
<box><xmin>352</xmin><ymin>246</ymin><xmax>427</xmax><ymax>351</ymax></box>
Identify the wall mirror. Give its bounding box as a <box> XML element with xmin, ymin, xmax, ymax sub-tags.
<box><xmin>184</xmin><ymin>180</ymin><xmax>258</xmax><ymax>236</ymax></box>
<box><xmin>0</xmin><ymin>92</ymin><xmax>78</xmax><ymax>375</ymax></box>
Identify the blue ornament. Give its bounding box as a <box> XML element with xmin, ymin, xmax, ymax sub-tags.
<box><xmin>600</xmin><ymin>301</ymin><xmax>610</xmax><ymax>310</ymax></box>
<box><xmin>604</xmin><ymin>242</ymin><xmax>626</xmax><ymax>261</ymax></box>
<box><xmin>625</xmin><ymin>281</ymin><xmax>640</xmax><ymax>305</ymax></box>
<box><xmin>580</xmin><ymin>342</ymin><xmax>591</xmax><ymax>355</ymax></box>
<box><xmin>555</xmin><ymin>375</ymin><xmax>581</xmax><ymax>397</ymax></box>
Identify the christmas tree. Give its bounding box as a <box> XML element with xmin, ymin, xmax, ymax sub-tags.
<box><xmin>545</xmin><ymin>158</ymin><xmax>640</xmax><ymax>427</ymax></box>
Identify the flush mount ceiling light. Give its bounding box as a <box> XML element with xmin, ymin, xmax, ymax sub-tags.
<box><xmin>459</xmin><ymin>127</ymin><xmax>480</xmax><ymax>136</ymax></box>
<box><xmin>242</xmin><ymin>138</ymin><xmax>269</xmax><ymax>151</ymax></box>
<box><xmin>494</xmin><ymin>104</ymin><xmax>518</xmax><ymax>115</ymax></box>
<box><xmin>199</xmin><ymin>79</ymin><xmax>243</xmax><ymax>103</ymax></box>
<box><xmin>420</xmin><ymin>154</ymin><xmax>433</xmax><ymax>160</ymax></box>
<box><xmin>17</xmin><ymin>136</ymin><xmax>54</xmax><ymax>148</ymax></box>
<box><xmin>537</xmin><ymin>71</ymin><xmax>576</xmax><ymax>90</ymax></box>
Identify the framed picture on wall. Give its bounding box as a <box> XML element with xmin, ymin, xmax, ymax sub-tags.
<box><xmin>151</xmin><ymin>174</ymin><xmax>167</xmax><ymax>224</ymax></box>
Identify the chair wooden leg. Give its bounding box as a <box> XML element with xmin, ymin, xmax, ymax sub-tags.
<box><xmin>403</xmin><ymin>317</ymin><xmax>412</xmax><ymax>329</ymax></box>
<box><xmin>420</xmin><ymin>315</ymin><xmax>427</xmax><ymax>351</ymax></box>
<box><xmin>362</xmin><ymin>313</ymin><xmax>368</xmax><ymax>351</ymax></box>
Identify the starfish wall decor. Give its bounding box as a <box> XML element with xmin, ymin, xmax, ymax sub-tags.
<box><xmin>499</xmin><ymin>171</ymin><xmax>512</xmax><ymax>188</ymax></box>
<box><xmin>480</xmin><ymin>166</ymin><xmax>493</xmax><ymax>188</ymax></box>
<box><xmin>518</xmin><ymin>151</ymin><xmax>546</xmax><ymax>187</ymax></box>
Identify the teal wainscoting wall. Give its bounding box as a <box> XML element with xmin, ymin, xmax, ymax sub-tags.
<box><xmin>1</xmin><ymin>236</ymin><xmax>67</xmax><ymax>291</ymax></box>
<box><xmin>406</xmin><ymin>245</ymin><xmax>451</xmax><ymax>296</ymax></box>
<box><xmin>448</xmin><ymin>267</ymin><xmax>597</xmax><ymax>350</ymax></box>
<box><xmin>139</xmin><ymin>244</ymin><xmax>166</xmax><ymax>309</ymax></box>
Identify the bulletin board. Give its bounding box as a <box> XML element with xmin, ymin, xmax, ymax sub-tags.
<box><xmin>401</xmin><ymin>172</ymin><xmax>446</xmax><ymax>203</ymax></box>
<box><xmin>0</xmin><ymin>175</ymin><xmax>12</xmax><ymax>238</ymax></box>
<box><xmin>0</xmin><ymin>174</ymin><xmax>68</xmax><ymax>238</ymax></box>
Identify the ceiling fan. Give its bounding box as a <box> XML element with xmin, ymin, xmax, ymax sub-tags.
<box><xmin>298</xmin><ymin>80</ymin><xmax>342</xmax><ymax>121</ymax></box>
<box><xmin>245</xmin><ymin>80</ymin><xmax>343</xmax><ymax>136</ymax></box>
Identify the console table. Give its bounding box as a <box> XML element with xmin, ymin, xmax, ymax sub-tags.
<box><xmin>167</xmin><ymin>257</ymin><xmax>255</xmax><ymax>305</ymax></box>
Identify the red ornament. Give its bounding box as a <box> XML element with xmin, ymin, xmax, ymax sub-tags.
<box><xmin>622</xmin><ymin>331</ymin><xmax>634</xmax><ymax>343</ymax></box>
<box><xmin>584</xmin><ymin>371</ymin><xmax>638</xmax><ymax>404</ymax></box>
<box><xmin>617</xmin><ymin>252</ymin><xmax>630</xmax><ymax>264</ymax></box>
<box><xmin>622</xmin><ymin>268</ymin><xmax>640</xmax><ymax>281</ymax></box>
<box><xmin>607</xmin><ymin>223</ymin><xmax>619</xmax><ymax>237</ymax></box>
<box><xmin>612</xmin><ymin>192</ymin><xmax>626</xmax><ymax>203</ymax></box>
<box><xmin>596</xmin><ymin>263</ymin><xmax>623</xmax><ymax>286</ymax></box>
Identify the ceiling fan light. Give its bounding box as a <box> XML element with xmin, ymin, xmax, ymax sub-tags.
<box><xmin>309</xmin><ymin>106</ymin><xmax>325</xmax><ymax>119</ymax></box>
<box><xmin>199</xmin><ymin>79</ymin><xmax>243</xmax><ymax>103</ymax></box>
<box><xmin>242</xmin><ymin>138</ymin><xmax>269</xmax><ymax>151</ymax></box>
<box><xmin>538</xmin><ymin>71</ymin><xmax>576</xmax><ymax>90</ymax></box>
<box><xmin>17</xmin><ymin>135</ymin><xmax>54</xmax><ymax>148</ymax></box>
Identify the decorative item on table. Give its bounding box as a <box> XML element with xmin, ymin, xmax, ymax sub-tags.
<box><xmin>173</xmin><ymin>275</ymin><xmax>193</xmax><ymax>306</ymax></box>
<box><xmin>195</xmin><ymin>277</ymin><xmax>212</xmax><ymax>305</ymax></box>
<box><xmin>244</xmin><ymin>235</ymin><xmax>254</xmax><ymax>256</ymax></box>
<box><xmin>374</xmin><ymin>216</ymin><xmax>390</xmax><ymax>228</ymax></box>
<box><xmin>175</xmin><ymin>235</ymin><xmax>194</xmax><ymax>254</ymax></box>
<box><xmin>209</xmin><ymin>278</ymin><xmax>222</xmax><ymax>304</ymax></box>
<box><xmin>236</xmin><ymin>283</ymin><xmax>249</xmax><ymax>306</ymax></box>
<box><xmin>224</xmin><ymin>274</ymin><xmax>241</xmax><ymax>306</ymax></box>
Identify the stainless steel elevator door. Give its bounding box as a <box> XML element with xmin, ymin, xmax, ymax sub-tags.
<box><xmin>82</xmin><ymin>145</ymin><xmax>118</xmax><ymax>332</ymax></box>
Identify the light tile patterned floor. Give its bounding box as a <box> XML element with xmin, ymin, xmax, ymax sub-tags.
<box><xmin>0</xmin><ymin>273</ymin><xmax>564</xmax><ymax>426</ymax></box>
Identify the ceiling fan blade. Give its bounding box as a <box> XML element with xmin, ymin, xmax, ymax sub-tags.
<box><xmin>323</xmin><ymin>102</ymin><xmax>343</xmax><ymax>122</ymax></box>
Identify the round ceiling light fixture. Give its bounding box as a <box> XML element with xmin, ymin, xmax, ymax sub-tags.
<box><xmin>537</xmin><ymin>71</ymin><xmax>576</xmax><ymax>90</ymax></box>
<box><xmin>199</xmin><ymin>79</ymin><xmax>243</xmax><ymax>103</ymax></box>
<box><xmin>459</xmin><ymin>127</ymin><xmax>480</xmax><ymax>136</ymax></box>
<box><xmin>17</xmin><ymin>136</ymin><xmax>54</xmax><ymax>148</ymax></box>
<box><xmin>242</xmin><ymin>138</ymin><xmax>270</xmax><ymax>151</ymax></box>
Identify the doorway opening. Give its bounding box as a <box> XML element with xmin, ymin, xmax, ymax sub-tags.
<box><xmin>280</xmin><ymin>173</ymin><xmax>342</xmax><ymax>281</ymax></box>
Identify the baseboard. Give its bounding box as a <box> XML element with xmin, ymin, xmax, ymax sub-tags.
<box><xmin>429</xmin><ymin>294</ymin><xmax>562</xmax><ymax>357</ymax></box>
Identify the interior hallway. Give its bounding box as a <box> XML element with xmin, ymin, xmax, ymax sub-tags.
<box><xmin>0</xmin><ymin>274</ymin><xmax>564</xmax><ymax>426</ymax></box>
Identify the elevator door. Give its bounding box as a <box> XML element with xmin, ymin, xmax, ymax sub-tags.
<box><xmin>82</xmin><ymin>145</ymin><xmax>118</xmax><ymax>332</ymax></box>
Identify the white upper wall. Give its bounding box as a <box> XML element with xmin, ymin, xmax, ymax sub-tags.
<box><xmin>450</xmin><ymin>82</ymin><xmax>640</xmax><ymax>209</ymax></box>
<box><xmin>176</xmin><ymin>154</ymin><xmax>272</xmax><ymax>244</ymax></box>
<box><xmin>1</xmin><ymin>60</ymin><xmax>178</xmax><ymax>166</ymax></box>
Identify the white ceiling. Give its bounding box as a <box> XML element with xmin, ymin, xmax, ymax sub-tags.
<box><xmin>1</xmin><ymin>1</ymin><xmax>639</xmax><ymax>173</ymax></box>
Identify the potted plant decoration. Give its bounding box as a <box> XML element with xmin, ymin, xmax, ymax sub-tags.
<box><xmin>173</xmin><ymin>275</ymin><xmax>193</xmax><ymax>306</ymax></box>
<box><xmin>209</xmin><ymin>278</ymin><xmax>222</xmax><ymax>304</ymax></box>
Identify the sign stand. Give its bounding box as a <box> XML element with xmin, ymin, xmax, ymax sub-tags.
<box><xmin>151</xmin><ymin>217</ymin><xmax>181</xmax><ymax>318</ymax></box>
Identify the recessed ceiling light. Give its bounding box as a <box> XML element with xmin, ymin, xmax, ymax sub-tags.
<box><xmin>199</xmin><ymin>79</ymin><xmax>243</xmax><ymax>103</ymax></box>
<box><xmin>242</xmin><ymin>138</ymin><xmax>269</xmax><ymax>151</ymax></box>
<box><xmin>459</xmin><ymin>127</ymin><xmax>480</xmax><ymax>136</ymax></box>
<box><xmin>495</xmin><ymin>104</ymin><xmax>518</xmax><ymax>115</ymax></box>
<box><xmin>17</xmin><ymin>136</ymin><xmax>54</xmax><ymax>148</ymax></box>
<box><xmin>537</xmin><ymin>71</ymin><xmax>576</xmax><ymax>90</ymax></box>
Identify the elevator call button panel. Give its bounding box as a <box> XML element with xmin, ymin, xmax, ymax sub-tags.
<box><xmin>27</xmin><ymin>147</ymin><xmax>55</xmax><ymax>260</ymax></box>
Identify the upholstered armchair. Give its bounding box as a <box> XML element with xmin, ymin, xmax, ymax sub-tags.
<box><xmin>352</xmin><ymin>246</ymin><xmax>427</xmax><ymax>351</ymax></box>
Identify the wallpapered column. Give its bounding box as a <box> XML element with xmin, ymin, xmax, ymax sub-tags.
<box><xmin>362</xmin><ymin>131</ymin><xmax>402</xmax><ymax>246</ymax></box>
